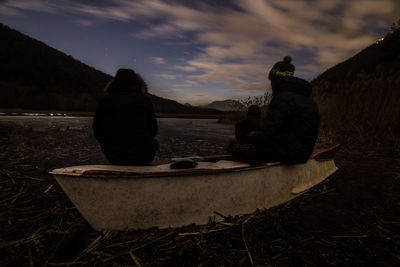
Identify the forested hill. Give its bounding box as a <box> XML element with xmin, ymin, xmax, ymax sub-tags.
<box><xmin>312</xmin><ymin>27</ymin><xmax>400</xmax><ymax>146</ymax></box>
<box><xmin>0</xmin><ymin>23</ymin><xmax>220</xmax><ymax>114</ymax></box>
<box><xmin>0</xmin><ymin>23</ymin><xmax>111</xmax><ymax>111</ymax></box>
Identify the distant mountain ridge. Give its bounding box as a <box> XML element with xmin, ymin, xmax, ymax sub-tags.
<box><xmin>148</xmin><ymin>94</ymin><xmax>221</xmax><ymax>115</ymax></box>
<box><xmin>200</xmin><ymin>99</ymin><xmax>245</xmax><ymax>111</ymax></box>
<box><xmin>0</xmin><ymin>23</ymin><xmax>220</xmax><ymax>115</ymax></box>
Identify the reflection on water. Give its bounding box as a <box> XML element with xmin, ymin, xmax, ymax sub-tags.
<box><xmin>0</xmin><ymin>116</ymin><xmax>235</xmax><ymax>138</ymax></box>
<box><xmin>0</xmin><ymin>112</ymin><xmax>67</xmax><ymax>116</ymax></box>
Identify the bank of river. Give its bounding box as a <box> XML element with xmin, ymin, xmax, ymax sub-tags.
<box><xmin>1</xmin><ymin>117</ymin><xmax>400</xmax><ymax>266</ymax></box>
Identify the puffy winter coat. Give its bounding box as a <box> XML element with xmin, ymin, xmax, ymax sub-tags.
<box><xmin>93</xmin><ymin>91</ymin><xmax>158</xmax><ymax>165</ymax></box>
<box><xmin>249</xmin><ymin>77</ymin><xmax>320</xmax><ymax>164</ymax></box>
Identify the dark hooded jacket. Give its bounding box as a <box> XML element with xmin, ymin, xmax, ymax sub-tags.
<box><xmin>249</xmin><ymin>76</ymin><xmax>320</xmax><ymax>164</ymax></box>
<box><xmin>93</xmin><ymin>70</ymin><xmax>158</xmax><ymax>165</ymax></box>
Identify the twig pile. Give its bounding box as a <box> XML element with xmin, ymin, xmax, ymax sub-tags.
<box><xmin>1</xmin><ymin>126</ymin><xmax>400</xmax><ymax>266</ymax></box>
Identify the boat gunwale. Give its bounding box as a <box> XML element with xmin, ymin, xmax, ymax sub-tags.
<box><xmin>52</xmin><ymin>162</ymin><xmax>281</xmax><ymax>179</ymax></box>
<box><xmin>50</xmin><ymin>144</ymin><xmax>341</xmax><ymax>179</ymax></box>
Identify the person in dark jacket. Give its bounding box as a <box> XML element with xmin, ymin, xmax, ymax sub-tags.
<box><xmin>247</xmin><ymin>56</ymin><xmax>320</xmax><ymax>164</ymax></box>
<box><xmin>235</xmin><ymin>105</ymin><xmax>262</xmax><ymax>140</ymax></box>
<box><xmin>93</xmin><ymin>68</ymin><xmax>159</xmax><ymax>165</ymax></box>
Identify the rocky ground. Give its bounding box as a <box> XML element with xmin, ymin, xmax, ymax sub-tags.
<box><xmin>1</xmin><ymin>122</ymin><xmax>400</xmax><ymax>266</ymax></box>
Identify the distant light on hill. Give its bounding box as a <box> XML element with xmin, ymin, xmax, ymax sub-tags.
<box><xmin>372</xmin><ymin>37</ymin><xmax>384</xmax><ymax>45</ymax></box>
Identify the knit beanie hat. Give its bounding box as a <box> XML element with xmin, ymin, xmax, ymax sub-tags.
<box><xmin>268</xmin><ymin>56</ymin><xmax>295</xmax><ymax>80</ymax></box>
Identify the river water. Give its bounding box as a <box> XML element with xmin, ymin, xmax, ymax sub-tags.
<box><xmin>0</xmin><ymin>116</ymin><xmax>236</xmax><ymax>158</ymax></box>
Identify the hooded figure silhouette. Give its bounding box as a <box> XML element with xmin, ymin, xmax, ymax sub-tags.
<box><xmin>248</xmin><ymin>56</ymin><xmax>320</xmax><ymax>164</ymax></box>
<box><xmin>229</xmin><ymin>57</ymin><xmax>320</xmax><ymax>164</ymax></box>
<box><xmin>93</xmin><ymin>68</ymin><xmax>159</xmax><ymax>165</ymax></box>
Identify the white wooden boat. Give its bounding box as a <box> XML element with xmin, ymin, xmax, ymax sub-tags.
<box><xmin>50</xmin><ymin>145</ymin><xmax>340</xmax><ymax>231</ymax></box>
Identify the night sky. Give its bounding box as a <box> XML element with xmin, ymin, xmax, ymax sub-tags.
<box><xmin>1</xmin><ymin>0</ymin><xmax>399</xmax><ymax>105</ymax></box>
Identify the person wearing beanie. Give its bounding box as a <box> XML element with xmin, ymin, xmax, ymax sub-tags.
<box><xmin>93</xmin><ymin>68</ymin><xmax>159</xmax><ymax>165</ymax></box>
<box><xmin>235</xmin><ymin>56</ymin><xmax>320</xmax><ymax>164</ymax></box>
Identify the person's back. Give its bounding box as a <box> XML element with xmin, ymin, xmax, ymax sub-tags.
<box><xmin>94</xmin><ymin>93</ymin><xmax>157</xmax><ymax>145</ymax></box>
<box><xmin>93</xmin><ymin>68</ymin><xmax>159</xmax><ymax>165</ymax></box>
<box><xmin>247</xmin><ymin>56</ymin><xmax>320</xmax><ymax>164</ymax></box>
<box><xmin>235</xmin><ymin>105</ymin><xmax>262</xmax><ymax>140</ymax></box>
<box><xmin>261</xmin><ymin>76</ymin><xmax>320</xmax><ymax>163</ymax></box>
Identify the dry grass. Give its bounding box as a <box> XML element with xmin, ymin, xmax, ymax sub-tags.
<box><xmin>312</xmin><ymin>27</ymin><xmax>400</xmax><ymax>152</ymax></box>
<box><xmin>1</xmin><ymin>125</ymin><xmax>400</xmax><ymax>266</ymax></box>
<box><xmin>315</xmin><ymin>83</ymin><xmax>400</xmax><ymax>152</ymax></box>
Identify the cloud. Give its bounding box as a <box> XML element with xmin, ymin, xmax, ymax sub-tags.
<box><xmin>153</xmin><ymin>73</ymin><xmax>178</xmax><ymax>80</ymax></box>
<box><xmin>174</xmin><ymin>80</ymin><xmax>200</xmax><ymax>87</ymax></box>
<box><xmin>0</xmin><ymin>5</ymin><xmax>22</xmax><ymax>16</ymax></box>
<box><xmin>1</xmin><ymin>0</ymin><xmax>56</xmax><ymax>13</ymax></box>
<box><xmin>156</xmin><ymin>89</ymin><xmax>183</xmax><ymax>93</ymax></box>
<box><xmin>135</xmin><ymin>24</ymin><xmax>183</xmax><ymax>39</ymax></box>
<box><xmin>174</xmin><ymin>65</ymin><xmax>197</xmax><ymax>72</ymax></box>
<box><xmin>4</xmin><ymin>0</ymin><xmax>400</xmax><ymax>99</ymax></box>
<box><xmin>224</xmin><ymin>89</ymin><xmax>245</xmax><ymax>93</ymax></box>
<box><xmin>151</xmin><ymin>57</ymin><xmax>167</xmax><ymax>64</ymax></box>
<box><xmin>74</xmin><ymin>18</ymin><xmax>95</xmax><ymax>26</ymax></box>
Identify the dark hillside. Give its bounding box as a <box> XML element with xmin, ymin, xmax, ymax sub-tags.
<box><xmin>312</xmin><ymin>28</ymin><xmax>400</xmax><ymax>149</ymax></box>
<box><xmin>148</xmin><ymin>93</ymin><xmax>222</xmax><ymax>115</ymax></box>
<box><xmin>0</xmin><ymin>23</ymin><xmax>220</xmax><ymax>114</ymax></box>
<box><xmin>0</xmin><ymin>23</ymin><xmax>111</xmax><ymax>111</ymax></box>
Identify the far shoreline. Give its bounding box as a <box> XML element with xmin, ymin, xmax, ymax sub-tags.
<box><xmin>0</xmin><ymin>108</ymin><xmax>241</xmax><ymax>120</ymax></box>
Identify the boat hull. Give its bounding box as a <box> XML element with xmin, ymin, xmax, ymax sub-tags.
<box><xmin>53</xmin><ymin>159</ymin><xmax>337</xmax><ymax>231</ymax></box>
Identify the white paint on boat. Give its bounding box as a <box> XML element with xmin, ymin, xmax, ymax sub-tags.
<box><xmin>50</xmin><ymin>160</ymin><xmax>253</xmax><ymax>176</ymax></box>
<box><xmin>51</xmin><ymin>158</ymin><xmax>337</xmax><ymax>231</ymax></box>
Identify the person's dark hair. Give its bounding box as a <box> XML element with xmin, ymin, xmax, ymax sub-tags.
<box><xmin>247</xmin><ymin>105</ymin><xmax>261</xmax><ymax>117</ymax></box>
<box><xmin>105</xmin><ymin>68</ymin><xmax>145</xmax><ymax>94</ymax></box>
<box><xmin>268</xmin><ymin>56</ymin><xmax>295</xmax><ymax>81</ymax></box>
